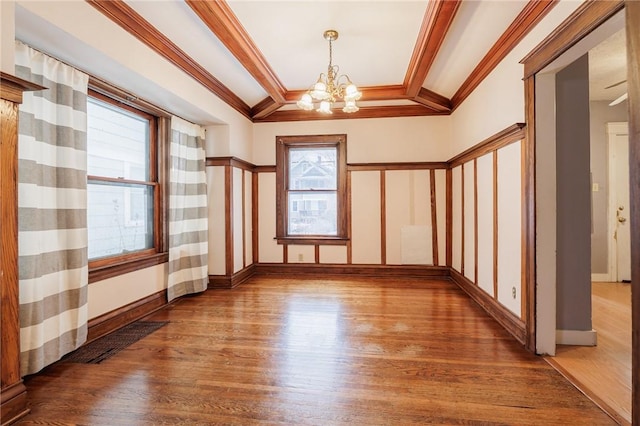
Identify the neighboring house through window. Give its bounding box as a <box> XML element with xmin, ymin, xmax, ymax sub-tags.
<box><xmin>276</xmin><ymin>134</ymin><xmax>348</xmax><ymax>245</ymax></box>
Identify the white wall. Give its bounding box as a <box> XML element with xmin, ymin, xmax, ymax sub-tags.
<box><xmin>1</xmin><ymin>0</ymin><xmax>15</xmax><ymax>73</ymax></box>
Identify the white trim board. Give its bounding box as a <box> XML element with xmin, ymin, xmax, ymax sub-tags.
<box><xmin>591</xmin><ymin>273</ymin><xmax>611</xmax><ymax>282</ymax></box>
<box><xmin>556</xmin><ymin>329</ymin><xmax>597</xmax><ymax>346</ymax></box>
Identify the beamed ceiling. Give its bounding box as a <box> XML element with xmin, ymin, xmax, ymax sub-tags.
<box><xmin>19</xmin><ymin>0</ymin><xmax>566</xmax><ymax>122</ymax></box>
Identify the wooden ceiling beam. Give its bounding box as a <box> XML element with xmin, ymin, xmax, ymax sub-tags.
<box><xmin>251</xmin><ymin>97</ymin><xmax>281</xmax><ymax>120</ymax></box>
<box><xmin>404</xmin><ymin>0</ymin><xmax>462</xmax><ymax>98</ymax></box>
<box><xmin>86</xmin><ymin>0</ymin><xmax>251</xmax><ymax>119</ymax></box>
<box><xmin>285</xmin><ymin>85</ymin><xmax>409</xmax><ymax>103</ymax></box>
<box><xmin>253</xmin><ymin>105</ymin><xmax>447</xmax><ymax>123</ymax></box>
<box><xmin>451</xmin><ymin>0</ymin><xmax>559</xmax><ymax>111</ymax></box>
<box><xmin>414</xmin><ymin>88</ymin><xmax>452</xmax><ymax>112</ymax></box>
<box><xmin>186</xmin><ymin>0</ymin><xmax>287</xmax><ymax>104</ymax></box>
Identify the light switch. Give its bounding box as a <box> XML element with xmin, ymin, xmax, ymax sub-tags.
<box><xmin>592</xmin><ymin>183</ymin><xmax>599</xmax><ymax>192</ymax></box>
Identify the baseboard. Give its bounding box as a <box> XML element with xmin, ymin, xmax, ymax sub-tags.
<box><xmin>591</xmin><ymin>273</ymin><xmax>611</xmax><ymax>282</ymax></box>
<box><xmin>556</xmin><ymin>329</ymin><xmax>597</xmax><ymax>346</ymax></box>
<box><xmin>450</xmin><ymin>269</ymin><xmax>526</xmax><ymax>345</ymax></box>
<box><xmin>254</xmin><ymin>263</ymin><xmax>451</xmax><ymax>278</ymax></box>
<box><xmin>209</xmin><ymin>264</ymin><xmax>256</xmax><ymax>289</ymax></box>
<box><xmin>87</xmin><ymin>290</ymin><xmax>168</xmax><ymax>343</ymax></box>
<box><xmin>0</xmin><ymin>381</ymin><xmax>29</xmax><ymax>425</ymax></box>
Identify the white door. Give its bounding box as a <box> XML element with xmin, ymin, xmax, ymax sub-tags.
<box><xmin>608</xmin><ymin>122</ymin><xmax>631</xmax><ymax>282</ymax></box>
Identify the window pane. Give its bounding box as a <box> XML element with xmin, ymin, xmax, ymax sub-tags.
<box><xmin>289</xmin><ymin>147</ymin><xmax>336</xmax><ymax>190</ymax></box>
<box><xmin>288</xmin><ymin>192</ymin><xmax>337</xmax><ymax>235</ymax></box>
<box><xmin>87</xmin><ymin>182</ymin><xmax>154</xmax><ymax>259</ymax></box>
<box><xmin>87</xmin><ymin>98</ymin><xmax>149</xmax><ymax>181</ymax></box>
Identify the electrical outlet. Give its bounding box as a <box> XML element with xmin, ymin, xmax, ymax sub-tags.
<box><xmin>512</xmin><ymin>287</ymin><xmax>517</xmax><ymax>299</ymax></box>
<box><xmin>298</xmin><ymin>253</ymin><xmax>303</xmax><ymax>262</ymax></box>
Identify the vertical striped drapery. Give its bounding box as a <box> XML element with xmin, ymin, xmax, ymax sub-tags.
<box><xmin>168</xmin><ymin>117</ymin><xmax>208</xmax><ymax>302</ymax></box>
<box><xmin>15</xmin><ymin>41</ymin><xmax>89</xmax><ymax>376</ymax></box>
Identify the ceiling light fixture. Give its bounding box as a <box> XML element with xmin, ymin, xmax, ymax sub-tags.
<box><xmin>297</xmin><ymin>30</ymin><xmax>362</xmax><ymax>114</ymax></box>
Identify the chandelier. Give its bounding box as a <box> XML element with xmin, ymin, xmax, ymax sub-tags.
<box><xmin>297</xmin><ymin>30</ymin><xmax>362</xmax><ymax>114</ymax></box>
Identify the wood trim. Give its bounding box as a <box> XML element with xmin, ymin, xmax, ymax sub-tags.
<box><xmin>282</xmin><ymin>244</ymin><xmax>288</xmax><ymax>264</ymax></box>
<box><xmin>473</xmin><ymin>159</ymin><xmax>478</xmax><ymax>285</ymax></box>
<box><xmin>0</xmin><ymin>382</ymin><xmax>29</xmax><ymax>426</ymax></box>
<box><xmin>347</xmin><ymin>170</ymin><xmax>353</xmax><ymax>264</ymax></box>
<box><xmin>208</xmin><ymin>265</ymin><xmax>256</xmax><ymax>289</ymax></box>
<box><xmin>315</xmin><ymin>246</ymin><xmax>320</xmax><ymax>264</ymax></box>
<box><xmin>225</xmin><ymin>165</ymin><xmax>233</xmax><ymax>276</ymax></box>
<box><xmin>380</xmin><ymin>171</ymin><xmax>387</xmax><ymax>265</ymax></box>
<box><xmin>348</xmin><ymin>162</ymin><xmax>448</xmax><ymax>171</ymax></box>
<box><xmin>626</xmin><ymin>3</ymin><xmax>640</xmax><ymax>424</ymax></box>
<box><xmin>254</xmin><ymin>263</ymin><xmax>451</xmax><ymax>279</ymax></box>
<box><xmin>449</xmin><ymin>123</ymin><xmax>526</xmax><ymax>167</ymax></box>
<box><xmin>286</xmin><ymin>85</ymin><xmax>408</xmax><ymax>103</ymax></box>
<box><xmin>0</xmin><ymin>71</ymin><xmax>46</xmax><ymax>103</ymax></box>
<box><xmin>520</xmin><ymin>0</ymin><xmax>624</xmax><ymax>78</ymax></box>
<box><xmin>185</xmin><ymin>0</ymin><xmax>287</xmax><ymax>104</ymax></box>
<box><xmin>86</xmin><ymin>0</ymin><xmax>251</xmax><ymax>119</ymax></box>
<box><xmin>86</xmin><ymin>290</ymin><xmax>168</xmax><ymax>343</ymax></box>
<box><xmin>450</xmin><ymin>269</ymin><xmax>526</xmax><ymax>345</ymax></box>
<box><xmin>522</xmin><ymin>81</ymin><xmax>536</xmax><ymax>347</ymax></box>
<box><xmin>450</xmin><ymin>0</ymin><xmax>558</xmax><ymax>111</ymax></box>
<box><xmin>253</xmin><ymin>165</ymin><xmax>276</xmax><ymax>173</ymax></box>
<box><xmin>446</xmin><ymin>168</ymin><xmax>453</xmax><ymax>267</ymax></box>
<box><xmin>205</xmin><ymin>156</ymin><xmax>255</xmax><ymax>171</ymax></box>
<box><xmin>430</xmin><ymin>169</ymin><xmax>439</xmax><ymax>265</ymax></box>
<box><xmin>89</xmin><ymin>252</ymin><xmax>168</xmax><ymax>283</ymax></box>
<box><xmin>252</xmin><ymin>172</ymin><xmax>259</xmax><ymax>264</ymax></box>
<box><xmin>253</xmin><ymin>105</ymin><xmax>448</xmax><ymax>123</ymax></box>
<box><xmin>460</xmin><ymin>163</ymin><xmax>465</xmax><ymax>275</ymax></box>
<box><xmin>89</xmin><ymin>77</ymin><xmax>171</xmax><ymax>118</ymax></box>
<box><xmin>404</xmin><ymin>0</ymin><xmax>462</xmax><ymax>97</ymax></box>
<box><xmin>414</xmin><ymin>88</ymin><xmax>452</xmax><ymax>112</ymax></box>
<box><xmin>242</xmin><ymin>169</ymin><xmax>246</xmax><ymax>268</ymax></box>
<box><xmin>493</xmin><ymin>150</ymin><xmax>499</xmax><ymax>300</ymax></box>
<box><xmin>276</xmin><ymin>237</ymin><xmax>349</xmax><ymax>246</ymax></box>
<box><xmin>251</xmin><ymin>97</ymin><xmax>281</xmax><ymax>120</ymax></box>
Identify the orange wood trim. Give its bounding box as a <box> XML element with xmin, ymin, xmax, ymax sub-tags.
<box><xmin>254</xmin><ymin>263</ymin><xmax>450</xmax><ymax>279</ymax></box>
<box><xmin>89</xmin><ymin>77</ymin><xmax>171</xmax><ymax>118</ymax></box>
<box><xmin>520</xmin><ymin>0</ymin><xmax>624</xmax><ymax>78</ymax></box>
<box><xmin>283</xmin><ymin>244</ymin><xmax>288</xmax><ymax>264</ymax></box>
<box><xmin>347</xmin><ymin>170</ymin><xmax>353</xmax><ymax>265</ymax></box>
<box><xmin>208</xmin><ymin>265</ymin><xmax>255</xmax><ymax>289</ymax></box>
<box><xmin>348</xmin><ymin>162</ymin><xmax>448</xmax><ymax>171</ymax></box>
<box><xmin>225</xmin><ymin>165</ymin><xmax>233</xmax><ymax>275</ymax></box>
<box><xmin>450</xmin><ymin>269</ymin><xmax>526</xmax><ymax>345</ymax></box>
<box><xmin>251</xmin><ymin>97</ymin><xmax>280</xmax><ymax>120</ymax></box>
<box><xmin>184</xmin><ymin>0</ymin><xmax>287</xmax><ymax>104</ymax></box>
<box><xmin>254</xmin><ymin>165</ymin><xmax>277</xmax><ymax>173</ymax></box>
<box><xmin>89</xmin><ymin>253</ymin><xmax>168</xmax><ymax>283</ymax></box>
<box><xmin>315</xmin><ymin>246</ymin><xmax>320</xmax><ymax>264</ymax></box>
<box><xmin>86</xmin><ymin>0</ymin><xmax>251</xmax><ymax>119</ymax></box>
<box><xmin>446</xmin><ymin>168</ymin><xmax>452</xmax><ymax>267</ymax></box>
<box><xmin>524</xmin><ymin>78</ymin><xmax>536</xmax><ymax>350</ymax></box>
<box><xmin>414</xmin><ymin>88</ymin><xmax>452</xmax><ymax>112</ymax></box>
<box><xmin>242</xmin><ymin>169</ymin><xmax>246</xmax><ymax>268</ymax></box>
<box><xmin>430</xmin><ymin>169</ymin><xmax>439</xmax><ymax>266</ymax></box>
<box><xmin>460</xmin><ymin>163</ymin><xmax>465</xmax><ymax>275</ymax></box>
<box><xmin>404</xmin><ymin>0</ymin><xmax>462</xmax><ymax>97</ymax></box>
<box><xmin>0</xmin><ymin>71</ymin><xmax>46</xmax><ymax>103</ymax></box>
<box><xmin>450</xmin><ymin>0</ymin><xmax>558</xmax><ymax>111</ymax></box>
<box><xmin>286</xmin><ymin>85</ymin><xmax>408</xmax><ymax>103</ymax></box>
<box><xmin>380</xmin><ymin>171</ymin><xmax>387</xmax><ymax>265</ymax></box>
<box><xmin>0</xmin><ymin>382</ymin><xmax>28</xmax><ymax>425</ymax></box>
<box><xmin>474</xmin><ymin>159</ymin><xmax>479</xmax><ymax>285</ymax></box>
<box><xmin>449</xmin><ymin>123</ymin><xmax>526</xmax><ymax>167</ymax></box>
<box><xmin>493</xmin><ymin>150</ymin><xmax>499</xmax><ymax>300</ymax></box>
<box><xmin>252</xmin><ymin>172</ymin><xmax>259</xmax><ymax>264</ymax></box>
<box><xmin>205</xmin><ymin>156</ymin><xmax>255</xmax><ymax>171</ymax></box>
<box><xmin>625</xmin><ymin>4</ymin><xmax>640</xmax><ymax>423</ymax></box>
<box><xmin>86</xmin><ymin>290</ymin><xmax>167</xmax><ymax>343</ymax></box>
<box><xmin>253</xmin><ymin>105</ymin><xmax>447</xmax><ymax>123</ymax></box>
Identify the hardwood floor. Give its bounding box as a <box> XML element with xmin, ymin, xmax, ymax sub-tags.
<box><xmin>19</xmin><ymin>276</ymin><xmax>614</xmax><ymax>425</ymax></box>
<box><xmin>547</xmin><ymin>282</ymin><xmax>632</xmax><ymax>425</ymax></box>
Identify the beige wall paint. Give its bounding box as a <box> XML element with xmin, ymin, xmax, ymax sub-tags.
<box><xmin>206</xmin><ymin>166</ymin><xmax>226</xmax><ymax>275</ymax></box>
<box><xmin>1</xmin><ymin>0</ymin><xmax>15</xmax><ymax>73</ymax></box>
<box><xmin>476</xmin><ymin>153</ymin><xmax>494</xmax><ymax>296</ymax></box>
<box><xmin>258</xmin><ymin>173</ymin><xmax>282</xmax><ymax>263</ymax></box>
<box><xmin>351</xmin><ymin>171</ymin><xmax>382</xmax><ymax>264</ymax></box>
<box><xmin>244</xmin><ymin>171</ymin><xmax>253</xmax><ymax>266</ymax></box>
<box><xmin>233</xmin><ymin>167</ymin><xmax>244</xmax><ymax>273</ymax></box>
<box><xmin>451</xmin><ymin>166</ymin><xmax>463</xmax><ymax>272</ymax></box>
<box><xmin>463</xmin><ymin>161</ymin><xmax>476</xmax><ymax>282</ymax></box>
<box><xmin>435</xmin><ymin>169</ymin><xmax>447</xmax><ymax>266</ymax></box>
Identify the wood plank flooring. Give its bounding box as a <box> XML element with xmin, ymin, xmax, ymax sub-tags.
<box><xmin>547</xmin><ymin>282</ymin><xmax>632</xmax><ymax>425</ymax></box>
<box><xmin>19</xmin><ymin>276</ymin><xmax>614</xmax><ymax>425</ymax></box>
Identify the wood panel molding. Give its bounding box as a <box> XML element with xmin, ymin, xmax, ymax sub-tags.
<box><xmin>448</xmin><ymin>123</ymin><xmax>526</xmax><ymax>167</ymax></box>
<box><xmin>404</xmin><ymin>0</ymin><xmax>462</xmax><ymax>97</ymax></box>
<box><xmin>86</xmin><ymin>0</ymin><xmax>251</xmax><ymax>119</ymax></box>
<box><xmin>450</xmin><ymin>0</ymin><xmax>558</xmax><ymax>111</ymax></box>
<box><xmin>185</xmin><ymin>0</ymin><xmax>286</xmax><ymax>105</ymax></box>
<box><xmin>414</xmin><ymin>88</ymin><xmax>452</xmax><ymax>112</ymax></box>
<box><xmin>205</xmin><ymin>156</ymin><xmax>255</xmax><ymax>171</ymax></box>
<box><xmin>253</xmin><ymin>105</ymin><xmax>448</xmax><ymax>123</ymax></box>
<box><xmin>348</xmin><ymin>162</ymin><xmax>448</xmax><ymax>171</ymax></box>
<box><xmin>429</xmin><ymin>169</ymin><xmax>439</xmax><ymax>265</ymax></box>
<box><xmin>520</xmin><ymin>0</ymin><xmax>624</xmax><ymax>78</ymax></box>
<box><xmin>285</xmin><ymin>85</ymin><xmax>409</xmax><ymax>103</ymax></box>
<box><xmin>450</xmin><ymin>269</ymin><xmax>526</xmax><ymax>345</ymax></box>
<box><xmin>254</xmin><ymin>263</ymin><xmax>451</xmax><ymax>279</ymax></box>
<box><xmin>89</xmin><ymin>253</ymin><xmax>168</xmax><ymax>284</ymax></box>
<box><xmin>208</xmin><ymin>265</ymin><xmax>256</xmax><ymax>289</ymax></box>
<box><xmin>86</xmin><ymin>290</ymin><xmax>168</xmax><ymax>343</ymax></box>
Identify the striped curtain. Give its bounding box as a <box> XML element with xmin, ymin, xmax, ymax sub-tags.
<box><xmin>15</xmin><ymin>41</ymin><xmax>89</xmax><ymax>376</ymax></box>
<box><xmin>168</xmin><ymin>117</ymin><xmax>208</xmax><ymax>302</ymax></box>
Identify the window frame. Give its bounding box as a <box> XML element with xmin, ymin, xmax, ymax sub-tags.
<box><xmin>275</xmin><ymin>134</ymin><xmax>348</xmax><ymax>245</ymax></box>
<box><xmin>87</xmin><ymin>84</ymin><xmax>169</xmax><ymax>282</ymax></box>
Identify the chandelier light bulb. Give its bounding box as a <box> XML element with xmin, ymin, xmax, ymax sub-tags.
<box><xmin>297</xmin><ymin>29</ymin><xmax>361</xmax><ymax>114</ymax></box>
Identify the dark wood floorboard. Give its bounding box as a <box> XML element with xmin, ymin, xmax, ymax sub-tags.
<box><xmin>19</xmin><ymin>276</ymin><xmax>614</xmax><ymax>425</ymax></box>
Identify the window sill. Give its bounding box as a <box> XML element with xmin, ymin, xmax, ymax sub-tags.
<box><xmin>276</xmin><ymin>236</ymin><xmax>349</xmax><ymax>246</ymax></box>
<box><xmin>89</xmin><ymin>252</ymin><xmax>168</xmax><ymax>283</ymax></box>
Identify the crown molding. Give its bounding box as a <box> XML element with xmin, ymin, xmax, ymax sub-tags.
<box><xmin>253</xmin><ymin>104</ymin><xmax>447</xmax><ymax>123</ymax></box>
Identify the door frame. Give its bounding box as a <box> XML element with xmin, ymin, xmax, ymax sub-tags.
<box><xmin>607</xmin><ymin>121</ymin><xmax>630</xmax><ymax>282</ymax></box>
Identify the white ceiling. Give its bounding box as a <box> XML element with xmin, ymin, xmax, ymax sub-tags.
<box><xmin>589</xmin><ymin>28</ymin><xmax>627</xmax><ymax>102</ymax></box>
<box><xmin>13</xmin><ymin>0</ymin><xmax>629</xmax><ymax>122</ymax></box>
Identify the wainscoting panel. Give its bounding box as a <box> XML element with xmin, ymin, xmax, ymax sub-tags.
<box><xmin>206</xmin><ymin>166</ymin><xmax>226</xmax><ymax>275</ymax></box>
<box><xmin>451</xmin><ymin>166</ymin><xmax>463</xmax><ymax>272</ymax></box>
<box><xmin>257</xmin><ymin>172</ymin><xmax>282</xmax><ymax>263</ymax></box>
<box><xmin>463</xmin><ymin>160</ymin><xmax>476</xmax><ymax>282</ymax></box>
<box><xmin>435</xmin><ymin>169</ymin><xmax>447</xmax><ymax>266</ymax></box>
<box><xmin>351</xmin><ymin>171</ymin><xmax>382</xmax><ymax>264</ymax></box>
<box><xmin>476</xmin><ymin>153</ymin><xmax>495</xmax><ymax>296</ymax></box>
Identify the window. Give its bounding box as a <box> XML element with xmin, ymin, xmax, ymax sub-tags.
<box><xmin>276</xmin><ymin>134</ymin><xmax>348</xmax><ymax>244</ymax></box>
<box><xmin>87</xmin><ymin>89</ymin><xmax>164</xmax><ymax>275</ymax></box>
